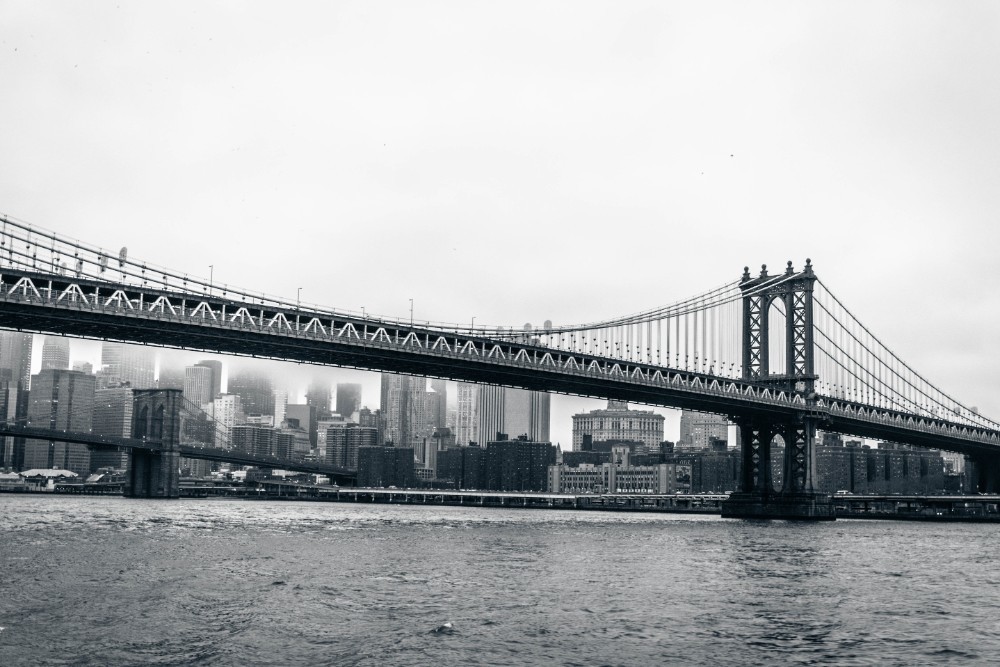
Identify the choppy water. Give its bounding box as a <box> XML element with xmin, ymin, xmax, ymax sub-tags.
<box><xmin>2</xmin><ymin>496</ymin><xmax>999</xmax><ymax>666</ymax></box>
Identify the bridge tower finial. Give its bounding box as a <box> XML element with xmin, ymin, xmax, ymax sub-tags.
<box><xmin>759</xmin><ymin>264</ymin><xmax>768</xmax><ymax>278</ymax></box>
<box><xmin>741</xmin><ymin>266</ymin><xmax>751</xmax><ymax>282</ymax></box>
<box><xmin>804</xmin><ymin>258</ymin><xmax>813</xmax><ymax>275</ymax></box>
<box><xmin>786</xmin><ymin>261</ymin><xmax>794</xmax><ymax>275</ymax></box>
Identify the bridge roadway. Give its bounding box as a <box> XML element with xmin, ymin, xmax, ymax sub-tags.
<box><xmin>1</xmin><ymin>267</ymin><xmax>999</xmax><ymax>458</ymax></box>
<box><xmin>0</xmin><ymin>424</ymin><xmax>357</xmax><ymax>484</ymax></box>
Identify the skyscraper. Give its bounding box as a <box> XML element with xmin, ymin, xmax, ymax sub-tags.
<box><xmin>90</xmin><ymin>385</ymin><xmax>134</xmax><ymax>470</ymax></box>
<box><xmin>206</xmin><ymin>394</ymin><xmax>244</xmax><ymax>449</ymax></box>
<box><xmin>335</xmin><ymin>383</ymin><xmax>362</xmax><ymax>421</ymax></box>
<box><xmin>306</xmin><ymin>379</ymin><xmax>332</xmax><ymax>421</ymax></box>
<box><xmin>455</xmin><ymin>382</ymin><xmax>478</xmax><ymax>446</ymax></box>
<box><xmin>183</xmin><ymin>365</ymin><xmax>215</xmax><ymax>408</ymax></box>
<box><xmin>40</xmin><ymin>336</ymin><xmax>70</xmax><ymax>371</ymax></box>
<box><xmin>429</xmin><ymin>379</ymin><xmax>448</xmax><ymax>429</ymax></box>
<box><xmin>100</xmin><ymin>342</ymin><xmax>155</xmax><ymax>388</ymax></box>
<box><xmin>194</xmin><ymin>360</ymin><xmax>223</xmax><ymax>398</ymax></box>
<box><xmin>379</xmin><ymin>373</ymin><xmax>428</xmax><ymax>448</ymax></box>
<box><xmin>228</xmin><ymin>368</ymin><xmax>274</xmax><ymax>417</ymax></box>
<box><xmin>477</xmin><ymin>386</ymin><xmax>550</xmax><ymax>444</ymax></box>
<box><xmin>23</xmin><ymin>369</ymin><xmax>96</xmax><ymax>476</ymax></box>
<box><xmin>0</xmin><ymin>331</ymin><xmax>32</xmax><ymax>469</ymax></box>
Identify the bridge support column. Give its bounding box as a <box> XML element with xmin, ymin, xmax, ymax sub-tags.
<box><xmin>124</xmin><ymin>389</ymin><xmax>183</xmax><ymax>499</ymax></box>
<box><xmin>722</xmin><ymin>416</ymin><xmax>835</xmax><ymax>520</ymax></box>
<box><xmin>969</xmin><ymin>454</ymin><xmax>1000</xmax><ymax>494</ymax></box>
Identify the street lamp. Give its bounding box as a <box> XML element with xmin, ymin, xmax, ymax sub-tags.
<box><xmin>409</xmin><ymin>298</ymin><xmax>413</xmax><ymax>326</ymax></box>
<box><xmin>471</xmin><ymin>316</ymin><xmax>476</xmax><ymax>333</ymax></box>
<box><xmin>297</xmin><ymin>287</ymin><xmax>302</xmax><ymax>307</ymax></box>
<box><xmin>208</xmin><ymin>265</ymin><xmax>213</xmax><ymax>291</ymax></box>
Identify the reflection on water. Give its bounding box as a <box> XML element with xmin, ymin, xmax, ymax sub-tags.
<box><xmin>1</xmin><ymin>495</ymin><xmax>999</xmax><ymax>666</ymax></box>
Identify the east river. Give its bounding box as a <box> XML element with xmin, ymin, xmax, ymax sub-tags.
<box><xmin>2</xmin><ymin>496</ymin><xmax>999</xmax><ymax>666</ymax></box>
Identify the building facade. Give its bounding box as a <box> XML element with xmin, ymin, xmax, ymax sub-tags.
<box><xmin>477</xmin><ymin>386</ymin><xmax>550</xmax><ymax>444</ymax></box>
<box><xmin>24</xmin><ymin>369</ymin><xmax>96</xmax><ymax>476</ymax></box>
<box><xmin>571</xmin><ymin>400</ymin><xmax>664</xmax><ymax>452</ymax></box>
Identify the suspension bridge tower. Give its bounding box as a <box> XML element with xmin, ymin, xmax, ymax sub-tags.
<box><xmin>722</xmin><ymin>260</ymin><xmax>836</xmax><ymax>520</ymax></box>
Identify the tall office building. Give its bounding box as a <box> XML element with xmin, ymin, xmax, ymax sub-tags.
<box><xmin>90</xmin><ymin>385</ymin><xmax>134</xmax><ymax>470</ymax></box>
<box><xmin>455</xmin><ymin>382</ymin><xmax>478</xmax><ymax>446</ymax></box>
<box><xmin>23</xmin><ymin>369</ymin><xmax>96</xmax><ymax>476</ymax></box>
<box><xmin>100</xmin><ymin>342</ymin><xmax>155</xmax><ymax>388</ymax></box>
<box><xmin>429</xmin><ymin>379</ymin><xmax>448</xmax><ymax>429</ymax></box>
<box><xmin>306</xmin><ymin>379</ymin><xmax>333</xmax><ymax>421</ymax></box>
<box><xmin>272</xmin><ymin>387</ymin><xmax>288</xmax><ymax>426</ymax></box>
<box><xmin>571</xmin><ymin>400</ymin><xmax>665</xmax><ymax>452</ymax></box>
<box><xmin>228</xmin><ymin>368</ymin><xmax>274</xmax><ymax>417</ymax></box>
<box><xmin>478</xmin><ymin>386</ymin><xmax>550</xmax><ymax>444</ymax></box>
<box><xmin>184</xmin><ymin>365</ymin><xmax>215</xmax><ymax>408</ymax></box>
<box><xmin>335</xmin><ymin>383</ymin><xmax>362</xmax><ymax>421</ymax></box>
<box><xmin>206</xmin><ymin>394</ymin><xmax>244</xmax><ymax>449</ymax></box>
<box><xmin>326</xmin><ymin>422</ymin><xmax>378</xmax><ymax>470</ymax></box>
<box><xmin>380</xmin><ymin>373</ymin><xmax>429</xmax><ymax>448</ymax></box>
<box><xmin>678</xmin><ymin>410</ymin><xmax>729</xmax><ymax>451</ymax></box>
<box><xmin>285</xmin><ymin>403</ymin><xmax>318</xmax><ymax>449</ymax></box>
<box><xmin>0</xmin><ymin>331</ymin><xmax>33</xmax><ymax>469</ymax></box>
<box><xmin>40</xmin><ymin>336</ymin><xmax>70</xmax><ymax>371</ymax></box>
<box><xmin>194</xmin><ymin>360</ymin><xmax>223</xmax><ymax>398</ymax></box>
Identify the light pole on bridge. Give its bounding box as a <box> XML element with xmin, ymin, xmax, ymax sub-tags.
<box><xmin>208</xmin><ymin>265</ymin><xmax>213</xmax><ymax>292</ymax></box>
<box><xmin>409</xmin><ymin>298</ymin><xmax>413</xmax><ymax>326</ymax></box>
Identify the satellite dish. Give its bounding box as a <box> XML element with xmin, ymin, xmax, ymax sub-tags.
<box><xmin>543</xmin><ymin>319</ymin><xmax>552</xmax><ymax>331</ymax></box>
<box><xmin>119</xmin><ymin>247</ymin><xmax>128</xmax><ymax>267</ymax></box>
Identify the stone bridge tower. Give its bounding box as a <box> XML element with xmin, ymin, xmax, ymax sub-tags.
<box><xmin>124</xmin><ymin>389</ymin><xmax>182</xmax><ymax>498</ymax></box>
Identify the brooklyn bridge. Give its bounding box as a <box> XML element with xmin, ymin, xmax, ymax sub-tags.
<box><xmin>1</xmin><ymin>215</ymin><xmax>997</xmax><ymax>518</ymax></box>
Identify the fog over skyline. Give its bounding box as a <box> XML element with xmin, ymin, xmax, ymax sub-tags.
<box><xmin>4</xmin><ymin>1</ymin><xmax>1000</xmax><ymax>445</ymax></box>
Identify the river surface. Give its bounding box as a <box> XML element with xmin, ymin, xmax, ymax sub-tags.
<box><xmin>1</xmin><ymin>495</ymin><xmax>999</xmax><ymax>666</ymax></box>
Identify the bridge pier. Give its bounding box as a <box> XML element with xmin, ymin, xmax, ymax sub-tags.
<box><xmin>721</xmin><ymin>262</ymin><xmax>834</xmax><ymax>520</ymax></box>
<box><xmin>124</xmin><ymin>389</ymin><xmax>183</xmax><ymax>499</ymax></box>
<box><xmin>721</xmin><ymin>416</ymin><xmax>835</xmax><ymax>520</ymax></box>
<box><xmin>969</xmin><ymin>454</ymin><xmax>1000</xmax><ymax>494</ymax></box>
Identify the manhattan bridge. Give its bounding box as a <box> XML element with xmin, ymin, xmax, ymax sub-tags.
<box><xmin>0</xmin><ymin>214</ymin><xmax>997</xmax><ymax>519</ymax></box>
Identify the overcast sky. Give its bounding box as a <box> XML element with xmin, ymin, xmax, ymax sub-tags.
<box><xmin>2</xmin><ymin>1</ymin><xmax>999</xmax><ymax>445</ymax></box>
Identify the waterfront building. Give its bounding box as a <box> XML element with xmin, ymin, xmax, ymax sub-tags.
<box><xmin>484</xmin><ymin>436</ymin><xmax>555</xmax><ymax>492</ymax></box>
<box><xmin>23</xmin><ymin>369</ymin><xmax>96</xmax><ymax>476</ymax></box>
<box><xmin>571</xmin><ymin>400</ymin><xmax>664</xmax><ymax>452</ymax></box>
<box><xmin>549</xmin><ymin>446</ymin><xmax>677</xmax><ymax>494</ymax></box>
<box><xmin>156</xmin><ymin>363</ymin><xmax>186</xmax><ymax>390</ymax></box>
<box><xmin>357</xmin><ymin>446</ymin><xmax>416</xmax><ymax>488</ymax></box>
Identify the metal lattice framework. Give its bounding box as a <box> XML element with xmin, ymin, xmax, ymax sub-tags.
<box><xmin>1</xmin><ymin>213</ymin><xmax>999</xmax><ymax>461</ymax></box>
